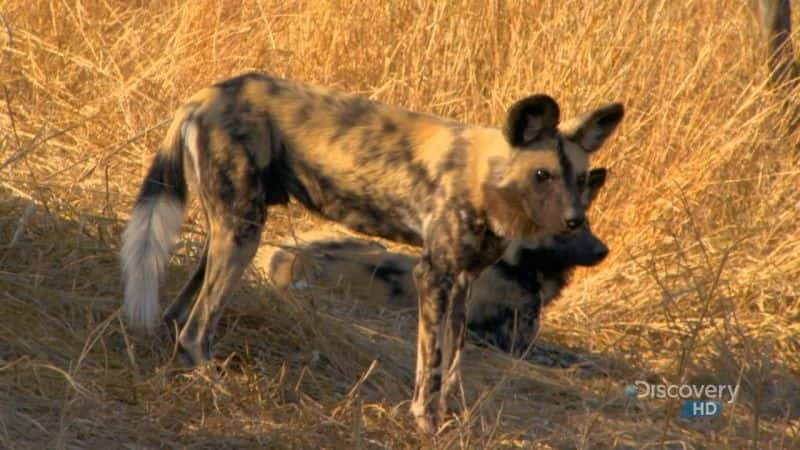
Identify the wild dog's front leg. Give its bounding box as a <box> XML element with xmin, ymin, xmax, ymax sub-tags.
<box><xmin>410</xmin><ymin>254</ymin><xmax>449</xmax><ymax>434</ymax></box>
<box><xmin>440</xmin><ymin>272</ymin><xmax>471</xmax><ymax>415</ymax></box>
<box><xmin>410</xmin><ymin>251</ymin><xmax>473</xmax><ymax>433</ymax></box>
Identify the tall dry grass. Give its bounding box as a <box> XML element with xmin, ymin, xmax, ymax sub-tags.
<box><xmin>1</xmin><ymin>0</ymin><xmax>799</xmax><ymax>448</ymax></box>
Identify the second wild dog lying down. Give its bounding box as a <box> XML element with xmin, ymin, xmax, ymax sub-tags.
<box><xmin>259</xmin><ymin>168</ymin><xmax>609</xmax><ymax>359</ymax></box>
<box><xmin>120</xmin><ymin>72</ymin><xmax>624</xmax><ymax>432</ymax></box>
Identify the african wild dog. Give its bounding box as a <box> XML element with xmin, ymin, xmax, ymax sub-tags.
<box><xmin>120</xmin><ymin>72</ymin><xmax>623</xmax><ymax>433</ymax></box>
<box><xmin>259</xmin><ymin>168</ymin><xmax>609</xmax><ymax>360</ymax></box>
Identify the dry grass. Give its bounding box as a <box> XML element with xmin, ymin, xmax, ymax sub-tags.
<box><xmin>1</xmin><ymin>0</ymin><xmax>799</xmax><ymax>448</ymax></box>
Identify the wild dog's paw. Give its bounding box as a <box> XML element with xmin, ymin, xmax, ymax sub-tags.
<box><xmin>176</xmin><ymin>334</ymin><xmax>213</xmax><ymax>368</ymax></box>
<box><xmin>410</xmin><ymin>397</ymin><xmax>439</xmax><ymax>435</ymax></box>
<box><xmin>412</xmin><ymin>410</ymin><xmax>438</xmax><ymax>435</ymax></box>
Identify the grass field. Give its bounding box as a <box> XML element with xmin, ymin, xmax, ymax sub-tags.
<box><xmin>1</xmin><ymin>0</ymin><xmax>799</xmax><ymax>448</ymax></box>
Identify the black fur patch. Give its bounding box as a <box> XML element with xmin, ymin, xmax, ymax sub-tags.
<box><xmin>372</xmin><ymin>261</ymin><xmax>405</xmax><ymax>280</ymax></box>
<box><xmin>381</xmin><ymin>117</ymin><xmax>398</xmax><ymax>133</ymax></box>
<box><xmin>295</xmin><ymin>103</ymin><xmax>313</xmax><ymax>124</ymax></box>
<box><xmin>330</xmin><ymin>96</ymin><xmax>376</xmax><ymax>142</ymax></box>
<box><xmin>267</xmin><ymin>156</ymin><xmax>311</xmax><ymax>208</ymax></box>
<box><xmin>495</xmin><ymin>247</ymin><xmax>569</xmax><ymax>293</ymax></box>
<box><xmin>371</xmin><ymin>262</ymin><xmax>408</xmax><ymax>297</ymax></box>
<box><xmin>356</xmin><ymin>127</ymin><xmax>377</xmax><ymax>164</ymax></box>
<box><xmin>309</xmin><ymin>240</ymin><xmax>350</xmax><ymax>252</ymax></box>
<box><xmin>284</xmin><ymin>157</ymin><xmax>424</xmax><ymax>245</ymax></box>
<box><xmin>430</xmin><ymin>372</ymin><xmax>441</xmax><ymax>394</ymax></box>
<box><xmin>436</xmin><ymin>128</ymin><xmax>467</xmax><ymax>179</ymax></box>
<box><xmin>219</xmin><ymin>100</ymin><xmax>258</xmax><ymax>147</ymax></box>
<box><xmin>259</xmin><ymin>111</ymin><xmax>292</xmax><ymax>205</ymax></box>
<box><xmin>556</xmin><ymin>137</ymin><xmax>579</xmax><ymax>208</ymax></box>
<box><xmin>214</xmin><ymin>72</ymin><xmax>266</xmax><ymax>102</ymax></box>
<box><xmin>235</xmin><ymin>213</ymin><xmax>265</xmax><ymax>245</ymax></box>
<box><xmin>265</xmin><ymin>77</ymin><xmax>284</xmax><ymax>96</ymax></box>
<box><xmin>503</xmin><ymin>95</ymin><xmax>560</xmax><ymax>147</ymax></box>
<box><xmin>262</xmin><ymin>160</ymin><xmax>291</xmax><ymax>206</ymax></box>
<box><xmin>465</xmin><ymin>244</ymin><xmax>572</xmax><ymax>354</ymax></box>
<box><xmin>468</xmin><ymin>305</ymin><xmax>514</xmax><ymax>351</ymax></box>
<box><xmin>315</xmin><ymin>173</ymin><xmax>384</xmax><ymax>223</ymax></box>
<box><xmin>216</xmin><ymin>166</ymin><xmax>236</xmax><ymax>205</ymax></box>
<box><xmin>430</xmin><ymin>347</ymin><xmax>442</xmax><ymax>369</ymax></box>
<box><xmin>214</xmin><ymin>75</ymin><xmax>246</xmax><ymax>96</ymax></box>
<box><xmin>137</xmin><ymin>151</ymin><xmax>187</xmax><ymax>205</ymax></box>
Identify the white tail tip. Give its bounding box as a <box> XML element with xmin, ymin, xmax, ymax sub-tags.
<box><xmin>120</xmin><ymin>196</ymin><xmax>184</xmax><ymax>333</ymax></box>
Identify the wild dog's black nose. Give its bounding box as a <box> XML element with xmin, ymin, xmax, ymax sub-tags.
<box><xmin>565</xmin><ymin>215</ymin><xmax>585</xmax><ymax>230</ymax></box>
<box><xmin>593</xmin><ymin>241</ymin><xmax>609</xmax><ymax>260</ymax></box>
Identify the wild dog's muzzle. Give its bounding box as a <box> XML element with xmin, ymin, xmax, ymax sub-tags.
<box><xmin>552</xmin><ymin>225</ymin><xmax>608</xmax><ymax>267</ymax></box>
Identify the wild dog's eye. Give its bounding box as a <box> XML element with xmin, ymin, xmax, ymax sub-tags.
<box><xmin>535</xmin><ymin>169</ymin><xmax>552</xmax><ymax>182</ymax></box>
<box><xmin>576</xmin><ymin>172</ymin><xmax>587</xmax><ymax>185</ymax></box>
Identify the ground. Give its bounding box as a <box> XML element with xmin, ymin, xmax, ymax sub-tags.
<box><xmin>0</xmin><ymin>1</ymin><xmax>799</xmax><ymax>448</ymax></box>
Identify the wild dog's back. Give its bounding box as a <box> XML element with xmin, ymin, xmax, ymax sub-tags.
<box><xmin>184</xmin><ymin>73</ymin><xmax>504</xmax><ymax>246</ymax></box>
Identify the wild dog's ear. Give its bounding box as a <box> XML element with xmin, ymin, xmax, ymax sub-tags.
<box><xmin>561</xmin><ymin>103</ymin><xmax>624</xmax><ymax>152</ymax></box>
<box><xmin>584</xmin><ymin>167</ymin><xmax>607</xmax><ymax>207</ymax></box>
<box><xmin>503</xmin><ymin>95</ymin><xmax>560</xmax><ymax>147</ymax></box>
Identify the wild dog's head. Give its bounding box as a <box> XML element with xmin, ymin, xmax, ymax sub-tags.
<box><xmin>483</xmin><ymin>95</ymin><xmax>623</xmax><ymax>239</ymax></box>
<box><xmin>467</xmin><ymin>167</ymin><xmax>611</xmax><ymax>355</ymax></box>
<box><xmin>503</xmin><ymin>166</ymin><xmax>610</xmax><ymax>285</ymax></box>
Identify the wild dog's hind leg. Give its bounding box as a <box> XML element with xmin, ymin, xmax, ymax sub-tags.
<box><xmin>177</xmin><ymin>208</ymin><xmax>264</xmax><ymax>365</ymax></box>
<box><xmin>163</xmin><ymin>200</ymin><xmax>213</xmax><ymax>334</ymax></box>
<box><xmin>162</xmin><ymin>236</ymin><xmax>208</xmax><ymax>335</ymax></box>
<box><xmin>175</xmin><ymin>134</ymin><xmax>268</xmax><ymax>365</ymax></box>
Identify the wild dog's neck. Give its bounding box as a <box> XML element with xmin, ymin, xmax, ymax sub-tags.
<box><xmin>465</xmin><ymin>128</ymin><xmax>541</xmax><ymax>240</ymax></box>
<box><xmin>464</xmin><ymin>127</ymin><xmax>511</xmax><ymax>215</ymax></box>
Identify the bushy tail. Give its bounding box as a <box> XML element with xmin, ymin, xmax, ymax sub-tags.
<box><xmin>121</xmin><ymin>111</ymin><xmax>192</xmax><ymax>333</ymax></box>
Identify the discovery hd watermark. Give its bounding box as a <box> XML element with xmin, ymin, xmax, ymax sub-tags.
<box><xmin>625</xmin><ymin>381</ymin><xmax>740</xmax><ymax>418</ymax></box>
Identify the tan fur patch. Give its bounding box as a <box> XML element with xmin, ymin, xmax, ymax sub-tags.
<box><xmin>506</xmin><ymin>147</ymin><xmax>563</xmax><ymax>183</ymax></box>
<box><xmin>562</xmin><ymin>142</ymin><xmax>589</xmax><ymax>177</ymax></box>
